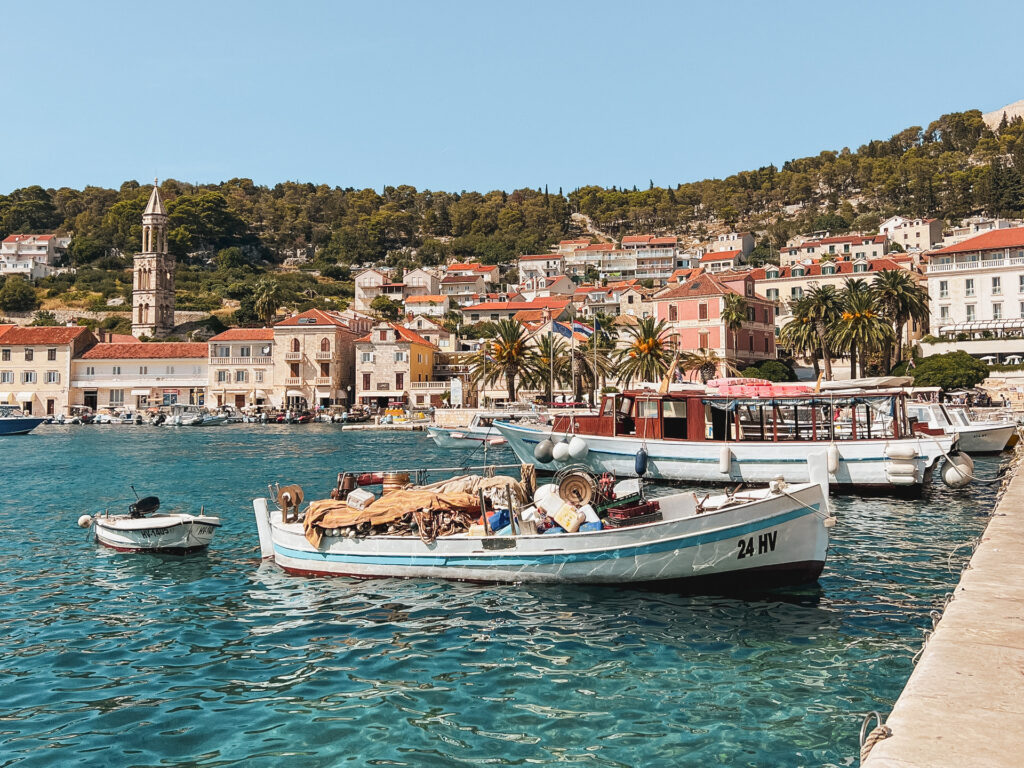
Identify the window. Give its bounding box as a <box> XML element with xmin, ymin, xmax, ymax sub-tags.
<box><xmin>0</xmin><ymin>371</ymin><xmax>12</xmax><ymax>383</ymax></box>
<box><xmin>993</xmin><ymin>276</ymin><xmax>1002</xmax><ymax>295</ymax></box>
<box><xmin>698</xmin><ymin>302</ymin><xmax>708</xmax><ymax>320</ymax></box>
<box><xmin>379</xmin><ymin>330</ymin><xmax>387</xmax><ymax>342</ymax></box>
<box><xmin>255</xmin><ymin>370</ymin><xmax>264</xmax><ymax>383</ymax></box>
<box><xmin>0</xmin><ymin>349</ymin><xmax>8</xmax><ymax>362</ymax></box>
<box><xmin>417</xmin><ymin>353</ymin><xmax>424</xmax><ymax>363</ymax></box>
<box><xmin>993</xmin><ymin>303</ymin><xmax>1003</xmax><ymax>320</ymax></box>
<box><xmin>822</xmin><ymin>265</ymin><xmax>835</xmax><ymax>275</ymax></box>
<box><xmin>394</xmin><ymin>352</ymin><xmax>406</xmax><ymax>363</ymax></box>
<box><xmin>215</xmin><ymin>345</ymin><xmax>229</xmax><ymax>357</ymax></box>
<box><xmin>239</xmin><ymin>346</ymin><xmax>251</xmax><ymax>357</ymax></box>
<box><xmin>746</xmin><ymin>307</ymin><xmax>756</xmax><ymax>322</ymax></box>
<box><xmin>292</xmin><ymin>338</ymin><xmax>301</xmax><ymax>352</ymax></box>
<box><xmin>361</xmin><ymin>352</ymin><xmax>373</xmax><ymax>363</ymax></box>
<box><xmin>45</xmin><ymin>371</ymin><xmax>59</xmax><ymax>384</ymax></box>
<box><xmin>791</xmin><ymin>287</ymin><xmax>803</xmax><ymax>299</ymax></box>
<box><xmin>85</xmin><ymin>366</ymin><xmax>95</xmax><ymax>375</ymax></box>
<box><xmin>1019</xmin><ymin>275</ymin><xmax>1024</xmax><ymax>292</ymax></box>
<box><xmin>668</xmin><ymin>304</ymin><xmax>678</xmax><ymax>321</ymax></box>
<box><xmin>966</xmin><ymin>305</ymin><xmax>976</xmax><ymax>321</ymax></box>
<box><xmin>166</xmin><ymin>366</ymin><xmax>174</xmax><ymax>374</ymax></box>
<box><xmin>112</xmin><ymin>366</ymin><xmax>121</xmax><ymax>375</ymax></box>
<box><xmin>699</xmin><ymin>330</ymin><xmax>709</xmax><ymax>350</ymax></box>
<box><xmin>965</xmin><ymin>279</ymin><xmax>975</xmax><ymax>297</ymax></box>
<box><xmin>748</xmin><ymin>336</ymin><xmax>754</xmax><ymax>352</ymax></box>
<box><xmin>792</xmin><ymin>267</ymin><xmax>805</xmax><ymax>277</ymax></box>
<box><xmin>24</xmin><ymin>348</ymin><xmax>33</xmax><ymax>361</ymax></box>
<box><xmin>110</xmin><ymin>389</ymin><xmax>124</xmax><ymax>405</ymax></box>
<box><xmin>939</xmin><ymin>280</ymin><xmax>949</xmax><ymax>298</ymax></box>
<box><xmin>766</xmin><ymin>288</ymin><xmax>779</xmax><ymax>301</ymax></box>
<box><xmin>47</xmin><ymin>348</ymin><xmax>57</xmax><ymax>361</ymax></box>
<box><xmin>627</xmin><ymin>295</ymin><xmax>634</xmax><ymax>304</ymax></box>
<box><xmin>490</xmin><ymin>313</ymin><xmax>499</xmax><ymax>321</ymax></box>
<box><xmin>362</xmin><ymin>373</ymin><xmax>371</xmax><ymax>390</ymax></box>
<box><xmin>396</xmin><ymin>372</ymin><xmax>404</xmax><ymax>389</ymax></box>
<box><xmin>470</xmin><ymin>314</ymin><xmax>480</xmax><ymax>322</ymax></box>
<box><xmin>217</xmin><ymin>370</ymin><xmax>228</xmax><ymax>382</ymax></box>
<box><xmin>22</xmin><ymin>371</ymin><xmax>36</xmax><ymax>383</ymax></box>
<box><xmin>940</xmin><ymin>306</ymin><xmax>950</xmax><ymax>319</ymax></box>
<box><xmin>236</xmin><ymin>370</ymin><xmax>247</xmax><ymax>382</ymax></box>
<box><xmin>320</xmin><ymin>338</ymin><xmax>331</xmax><ymax>352</ymax></box>
<box><xmin>139</xmin><ymin>366</ymin><xmax>147</xmax><ymax>374</ymax></box>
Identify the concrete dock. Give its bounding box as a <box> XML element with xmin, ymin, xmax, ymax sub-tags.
<box><xmin>340</xmin><ymin>422</ymin><xmax>425</xmax><ymax>431</ymax></box>
<box><xmin>863</xmin><ymin>460</ymin><xmax>1024</xmax><ymax>767</ymax></box>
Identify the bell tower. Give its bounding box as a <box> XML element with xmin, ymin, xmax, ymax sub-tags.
<box><xmin>132</xmin><ymin>180</ymin><xmax>175</xmax><ymax>338</ymax></box>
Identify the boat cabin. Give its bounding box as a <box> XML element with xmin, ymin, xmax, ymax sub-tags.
<box><xmin>552</xmin><ymin>389</ymin><xmax>915</xmax><ymax>443</ymax></box>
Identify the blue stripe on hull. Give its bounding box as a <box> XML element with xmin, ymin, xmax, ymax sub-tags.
<box><xmin>274</xmin><ymin>504</ymin><xmax>820</xmax><ymax>568</ymax></box>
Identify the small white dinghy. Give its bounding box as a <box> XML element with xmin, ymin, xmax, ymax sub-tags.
<box><xmin>79</xmin><ymin>494</ymin><xmax>220</xmax><ymax>554</ymax></box>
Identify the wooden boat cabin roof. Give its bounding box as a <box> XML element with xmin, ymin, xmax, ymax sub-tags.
<box><xmin>552</xmin><ymin>388</ymin><xmax>914</xmax><ymax>443</ymax></box>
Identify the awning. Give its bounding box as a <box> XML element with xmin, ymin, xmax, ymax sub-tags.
<box><xmin>286</xmin><ymin>390</ymin><xmax>305</xmax><ymax>397</ymax></box>
<box><xmin>130</xmin><ymin>389</ymin><xmax>150</xmax><ymax>396</ymax></box>
<box><xmin>16</xmin><ymin>392</ymin><xmax>34</xmax><ymax>401</ymax></box>
<box><xmin>0</xmin><ymin>392</ymin><xmax>10</xmax><ymax>403</ymax></box>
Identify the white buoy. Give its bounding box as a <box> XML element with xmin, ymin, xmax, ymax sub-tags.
<box><xmin>827</xmin><ymin>444</ymin><xmax>840</xmax><ymax>474</ymax></box>
<box><xmin>719</xmin><ymin>446</ymin><xmax>731</xmax><ymax>474</ymax></box>
<box><xmin>534</xmin><ymin>484</ymin><xmax>557</xmax><ymax>505</ymax></box>
<box><xmin>552</xmin><ymin>441</ymin><xmax>571</xmax><ymax>462</ymax></box>
<box><xmin>941</xmin><ymin>455</ymin><xmax>973</xmax><ymax>489</ymax></box>
<box><xmin>77</xmin><ymin>515</ymin><xmax>92</xmax><ymax>528</ymax></box>
<box><xmin>567</xmin><ymin>435</ymin><xmax>589</xmax><ymax>459</ymax></box>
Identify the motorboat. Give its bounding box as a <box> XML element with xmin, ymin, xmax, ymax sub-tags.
<box><xmin>163</xmin><ymin>404</ymin><xmax>225</xmax><ymax>426</ymax></box>
<box><xmin>79</xmin><ymin>494</ymin><xmax>220</xmax><ymax>554</ymax></box>
<box><xmin>0</xmin><ymin>405</ymin><xmax>46</xmax><ymax>435</ymax></box>
<box><xmin>494</xmin><ymin>386</ymin><xmax>963</xmax><ymax>496</ymax></box>
<box><xmin>428</xmin><ymin>410</ymin><xmax>547</xmax><ymax>449</ymax></box>
<box><xmin>908</xmin><ymin>402</ymin><xmax>1016</xmax><ymax>454</ymax></box>
<box><xmin>252</xmin><ymin>456</ymin><xmax>834</xmax><ymax>591</ymax></box>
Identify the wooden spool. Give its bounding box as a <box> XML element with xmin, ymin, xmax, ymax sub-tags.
<box><xmin>381</xmin><ymin>472</ymin><xmax>410</xmax><ymax>495</ymax></box>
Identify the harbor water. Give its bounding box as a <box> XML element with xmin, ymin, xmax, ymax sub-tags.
<box><xmin>0</xmin><ymin>425</ymin><xmax>1001</xmax><ymax>767</ymax></box>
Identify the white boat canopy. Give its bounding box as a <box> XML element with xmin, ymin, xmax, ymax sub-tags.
<box><xmin>819</xmin><ymin>376</ymin><xmax>913</xmax><ymax>391</ymax></box>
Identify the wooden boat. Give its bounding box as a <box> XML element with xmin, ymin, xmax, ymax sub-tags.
<box><xmin>80</xmin><ymin>495</ymin><xmax>220</xmax><ymax>554</ymax></box>
<box><xmin>0</xmin><ymin>405</ymin><xmax>46</xmax><ymax>435</ymax></box>
<box><xmin>494</xmin><ymin>387</ymin><xmax>960</xmax><ymax>496</ymax></box>
<box><xmin>252</xmin><ymin>456</ymin><xmax>834</xmax><ymax>590</ymax></box>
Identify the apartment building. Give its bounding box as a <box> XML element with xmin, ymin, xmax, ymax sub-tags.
<box><xmin>273</xmin><ymin>309</ymin><xmax>362</xmax><ymax>410</ymax></box>
<box><xmin>355</xmin><ymin>322</ymin><xmax>438</xmax><ymax>408</ymax></box>
<box><xmin>700</xmin><ymin>250</ymin><xmax>745</xmax><ymax>272</ymax></box>
<box><xmin>445</xmin><ymin>262</ymin><xmax>498</xmax><ymax>285</ymax></box>
<box><xmin>879</xmin><ymin>216</ymin><xmax>943</xmax><ymax>250</ymax></box>
<box><xmin>0</xmin><ymin>325</ymin><xmax>96</xmax><ymax>416</ymax></box>
<box><xmin>207</xmin><ymin>328</ymin><xmax>275</xmax><ymax>409</ymax></box>
<box><xmin>439</xmin><ymin>274</ymin><xmax>486</xmax><ymax>305</ymax></box>
<box><xmin>404</xmin><ymin>315</ymin><xmax>455</xmax><ymax>352</ymax></box>
<box><xmin>518</xmin><ymin>253</ymin><xmax>564</xmax><ymax>281</ymax></box>
<box><xmin>780</xmin><ymin>234</ymin><xmax>887</xmax><ymax>265</ymax></box>
<box><xmin>710</xmin><ymin>232</ymin><xmax>755</xmax><ymax>255</ymax></box>
<box><xmin>939</xmin><ymin>216</ymin><xmax>1024</xmax><ymax>248</ymax></box>
<box><xmin>461</xmin><ymin>297</ymin><xmax>572</xmax><ymax>323</ymax></box>
<box><xmin>516</xmin><ymin>275</ymin><xmax>575</xmax><ymax>301</ymax></box>
<box><xmin>404</xmin><ymin>294</ymin><xmax>450</xmax><ymax>317</ymax></box>
<box><xmin>0</xmin><ymin>234</ymin><xmax>70</xmax><ymax>279</ymax></box>
<box><xmin>73</xmin><ymin>342</ymin><xmax>208</xmax><ymax>412</ymax></box>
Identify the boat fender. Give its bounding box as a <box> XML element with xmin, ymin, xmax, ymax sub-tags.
<box><xmin>634</xmin><ymin>447</ymin><xmax>649</xmax><ymax>476</ymax></box>
<box><xmin>827</xmin><ymin>444</ymin><xmax>840</xmax><ymax>475</ymax></box>
<box><xmin>886</xmin><ymin>461</ymin><xmax>918</xmax><ymax>477</ymax></box>
<box><xmin>77</xmin><ymin>515</ymin><xmax>92</xmax><ymax>529</ymax></box>
<box><xmin>719</xmin><ymin>446</ymin><xmax>731</xmax><ymax>474</ymax></box>
<box><xmin>534</xmin><ymin>438</ymin><xmax>555</xmax><ymax>463</ymax></box>
<box><xmin>568</xmin><ymin>435</ymin><xmax>589</xmax><ymax>459</ymax></box>
<box><xmin>941</xmin><ymin>455</ymin><xmax>973</xmax><ymax>489</ymax></box>
<box><xmin>884</xmin><ymin>444</ymin><xmax>919</xmax><ymax>461</ymax></box>
<box><xmin>552</xmin><ymin>441</ymin><xmax>571</xmax><ymax>463</ymax></box>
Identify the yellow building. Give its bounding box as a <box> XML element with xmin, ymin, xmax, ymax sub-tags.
<box><xmin>355</xmin><ymin>322</ymin><xmax>438</xmax><ymax>409</ymax></box>
<box><xmin>0</xmin><ymin>325</ymin><xmax>97</xmax><ymax>416</ymax></box>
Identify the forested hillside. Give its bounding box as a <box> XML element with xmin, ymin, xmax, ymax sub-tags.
<box><xmin>1</xmin><ymin>106</ymin><xmax>1023</xmax><ymax>327</ymax></box>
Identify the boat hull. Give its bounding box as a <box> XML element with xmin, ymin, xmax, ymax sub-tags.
<box><xmin>949</xmin><ymin>424</ymin><xmax>1016</xmax><ymax>454</ymax></box>
<box><xmin>0</xmin><ymin>417</ymin><xmax>46</xmax><ymax>435</ymax></box>
<box><xmin>94</xmin><ymin>514</ymin><xmax>220</xmax><ymax>554</ymax></box>
<box><xmin>427</xmin><ymin>425</ymin><xmax>506</xmax><ymax>448</ymax></box>
<box><xmin>494</xmin><ymin>422</ymin><xmax>948</xmax><ymax>496</ymax></box>
<box><xmin>254</xmin><ymin>483</ymin><xmax>831</xmax><ymax>590</ymax></box>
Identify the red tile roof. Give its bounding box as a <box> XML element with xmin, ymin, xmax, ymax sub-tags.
<box><xmin>80</xmin><ymin>342</ymin><xmax>207</xmax><ymax>360</ymax></box>
<box><xmin>519</xmin><ymin>253</ymin><xmax>562</xmax><ymax>261</ymax></box>
<box><xmin>700</xmin><ymin>249</ymin><xmax>742</xmax><ymax>262</ymax></box>
<box><xmin>579</xmin><ymin>243</ymin><xmax>616</xmax><ymax>251</ymax></box>
<box><xmin>208</xmin><ymin>328</ymin><xmax>275</xmax><ymax>342</ymax></box>
<box><xmin>0</xmin><ymin>324</ymin><xmax>14</xmax><ymax>340</ymax></box>
<box><xmin>464</xmin><ymin>297</ymin><xmax>571</xmax><ymax>312</ymax></box>
<box><xmin>656</xmin><ymin>272</ymin><xmax>742</xmax><ymax>300</ymax></box>
<box><xmin>404</xmin><ymin>294</ymin><xmax>447</xmax><ymax>304</ymax></box>
<box><xmin>559</xmin><ymin>239</ymin><xmax>590</xmax><ymax>245</ymax></box>
<box><xmin>275</xmin><ymin>308</ymin><xmax>351</xmax><ymax>328</ymax></box>
<box><xmin>621</xmin><ymin>235</ymin><xmax>652</xmax><ymax>244</ymax></box>
<box><xmin>447</xmin><ymin>262</ymin><xmax>483</xmax><ymax>270</ymax></box>
<box><xmin>736</xmin><ymin>257</ymin><xmax>908</xmax><ymax>280</ymax></box>
<box><xmin>356</xmin><ymin>323</ymin><xmax>438</xmax><ymax>348</ymax></box>
<box><xmin>928</xmin><ymin>226</ymin><xmax>1024</xmax><ymax>256</ymax></box>
<box><xmin>3</xmin><ymin>234</ymin><xmax>55</xmax><ymax>243</ymax></box>
<box><xmin>0</xmin><ymin>326</ymin><xmax>92</xmax><ymax>345</ymax></box>
<box><xmin>649</xmin><ymin>236</ymin><xmax>678</xmax><ymax>246</ymax></box>
<box><xmin>441</xmin><ymin>274</ymin><xmax>483</xmax><ymax>284</ymax></box>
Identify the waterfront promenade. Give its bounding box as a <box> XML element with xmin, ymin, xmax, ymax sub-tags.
<box><xmin>863</xmin><ymin>457</ymin><xmax>1024</xmax><ymax>767</ymax></box>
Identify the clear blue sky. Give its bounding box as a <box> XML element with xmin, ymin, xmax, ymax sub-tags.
<box><xmin>2</xmin><ymin>0</ymin><xmax>1022</xmax><ymax>195</ymax></box>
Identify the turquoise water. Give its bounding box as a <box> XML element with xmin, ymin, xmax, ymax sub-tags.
<box><xmin>0</xmin><ymin>426</ymin><xmax>1000</xmax><ymax>767</ymax></box>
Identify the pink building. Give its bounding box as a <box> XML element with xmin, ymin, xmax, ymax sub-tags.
<box><xmin>653</xmin><ymin>272</ymin><xmax>776</xmax><ymax>374</ymax></box>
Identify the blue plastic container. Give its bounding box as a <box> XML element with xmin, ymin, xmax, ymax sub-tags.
<box><xmin>579</xmin><ymin>521</ymin><xmax>603</xmax><ymax>532</ymax></box>
<box><xmin>487</xmin><ymin>509</ymin><xmax>510</xmax><ymax>531</ymax></box>
<box><xmin>542</xmin><ymin>525</ymin><xmax>565</xmax><ymax>534</ymax></box>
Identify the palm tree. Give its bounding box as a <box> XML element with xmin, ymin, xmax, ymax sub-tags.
<box><xmin>839</xmin><ymin>278</ymin><xmax>873</xmax><ymax>377</ymax></box>
<box><xmin>564</xmin><ymin>333</ymin><xmax>616</xmax><ymax>405</ymax></box>
<box><xmin>253</xmin><ymin>277</ymin><xmax>284</xmax><ymax>326</ymax></box>
<box><xmin>681</xmin><ymin>349</ymin><xmax>740</xmax><ymax>384</ymax></box>
<box><xmin>466</xmin><ymin>319</ymin><xmax>538</xmax><ymax>402</ymax></box>
<box><xmin>615</xmin><ymin>317</ymin><xmax>673</xmax><ymax>387</ymax></box>
<box><xmin>779</xmin><ymin>300</ymin><xmax>821</xmax><ymax>378</ymax></box>
<box><xmin>872</xmin><ymin>269</ymin><xmax>929</xmax><ymax>370</ymax></box>
<box><xmin>829</xmin><ymin>290</ymin><xmax>895</xmax><ymax>378</ymax></box>
<box><xmin>803</xmin><ymin>285</ymin><xmax>844</xmax><ymax>380</ymax></box>
<box><xmin>720</xmin><ymin>293</ymin><xmax>748</xmax><ymax>356</ymax></box>
<box><xmin>526</xmin><ymin>332</ymin><xmax>568</xmax><ymax>404</ymax></box>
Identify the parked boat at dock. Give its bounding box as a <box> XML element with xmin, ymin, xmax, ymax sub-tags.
<box><xmin>907</xmin><ymin>401</ymin><xmax>1016</xmax><ymax>454</ymax></box>
<box><xmin>0</xmin><ymin>405</ymin><xmax>46</xmax><ymax>435</ymax></box>
<box><xmin>79</xmin><ymin>494</ymin><xmax>220</xmax><ymax>554</ymax></box>
<box><xmin>495</xmin><ymin>386</ymin><xmax>962</xmax><ymax>496</ymax></box>
<box><xmin>252</xmin><ymin>457</ymin><xmax>834</xmax><ymax>590</ymax></box>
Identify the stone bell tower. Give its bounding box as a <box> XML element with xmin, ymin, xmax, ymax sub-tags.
<box><xmin>132</xmin><ymin>180</ymin><xmax>175</xmax><ymax>338</ymax></box>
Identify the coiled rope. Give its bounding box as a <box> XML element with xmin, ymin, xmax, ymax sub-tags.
<box><xmin>859</xmin><ymin>711</ymin><xmax>892</xmax><ymax>764</ymax></box>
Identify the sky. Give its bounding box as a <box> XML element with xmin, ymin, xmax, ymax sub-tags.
<box><xmin>3</xmin><ymin>0</ymin><xmax>1024</xmax><ymax>195</ymax></box>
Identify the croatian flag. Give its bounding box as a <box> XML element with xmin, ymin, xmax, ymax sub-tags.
<box><xmin>552</xmin><ymin>321</ymin><xmax>574</xmax><ymax>339</ymax></box>
<box><xmin>572</xmin><ymin>321</ymin><xmax>594</xmax><ymax>337</ymax></box>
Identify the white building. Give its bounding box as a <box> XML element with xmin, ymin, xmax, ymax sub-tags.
<box><xmin>926</xmin><ymin>227</ymin><xmax>1024</xmax><ymax>340</ymax></box>
<box><xmin>72</xmin><ymin>342</ymin><xmax>208</xmax><ymax>411</ymax></box>
<box><xmin>0</xmin><ymin>234</ymin><xmax>70</xmax><ymax>279</ymax></box>
<box><xmin>879</xmin><ymin>216</ymin><xmax>943</xmax><ymax>251</ymax></box>
<box><xmin>780</xmin><ymin>234</ymin><xmax>887</xmax><ymax>265</ymax></box>
<box><xmin>518</xmin><ymin>253</ymin><xmax>564</xmax><ymax>281</ymax></box>
<box><xmin>939</xmin><ymin>216</ymin><xmax>1024</xmax><ymax>249</ymax></box>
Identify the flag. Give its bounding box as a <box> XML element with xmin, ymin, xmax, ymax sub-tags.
<box><xmin>572</xmin><ymin>321</ymin><xmax>593</xmax><ymax>337</ymax></box>
<box><xmin>552</xmin><ymin>321</ymin><xmax>574</xmax><ymax>339</ymax></box>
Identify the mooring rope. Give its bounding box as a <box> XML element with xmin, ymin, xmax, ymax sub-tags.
<box><xmin>859</xmin><ymin>711</ymin><xmax>892</xmax><ymax>764</ymax></box>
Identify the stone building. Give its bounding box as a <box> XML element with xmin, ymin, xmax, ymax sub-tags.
<box><xmin>132</xmin><ymin>182</ymin><xmax>176</xmax><ymax>338</ymax></box>
<box><xmin>207</xmin><ymin>328</ymin><xmax>275</xmax><ymax>409</ymax></box>
<box><xmin>272</xmin><ymin>309</ymin><xmax>362</xmax><ymax>410</ymax></box>
<box><xmin>354</xmin><ymin>322</ymin><xmax>438</xmax><ymax>408</ymax></box>
<box><xmin>0</xmin><ymin>325</ymin><xmax>97</xmax><ymax>416</ymax></box>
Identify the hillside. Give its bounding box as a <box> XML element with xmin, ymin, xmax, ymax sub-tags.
<box><xmin>2</xmin><ymin>102</ymin><xmax>1024</xmax><ymax>329</ymax></box>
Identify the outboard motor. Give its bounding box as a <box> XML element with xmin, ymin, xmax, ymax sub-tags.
<box><xmin>129</xmin><ymin>496</ymin><xmax>160</xmax><ymax>518</ymax></box>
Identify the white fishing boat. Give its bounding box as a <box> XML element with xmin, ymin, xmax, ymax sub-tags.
<box><xmin>907</xmin><ymin>402</ymin><xmax>1016</xmax><ymax>454</ymax></box>
<box><xmin>252</xmin><ymin>457</ymin><xmax>835</xmax><ymax>590</ymax></box>
<box><xmin>494</xmin><ymin>387</ymin><xmax>967</xmax><ymax>496</ymax></box>
<box><xmin>428</xmin><ymin>410</ymin><xmax>548</xmax><ymax>449</ymax></box>
<box><xmin>79</xmin><ymin>495</ymin><xmax>220</xmax><ymax>554</ymax></box>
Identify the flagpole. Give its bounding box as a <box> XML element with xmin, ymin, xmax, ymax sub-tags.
<box><xmin>593</xmin><ymin>314</ymin><xmax>599</xmax><ymax>407</ymax></box>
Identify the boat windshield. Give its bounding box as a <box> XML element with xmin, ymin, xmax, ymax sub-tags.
<box><xmin>0</xmin><ymin>405</ymin><xmax>25</xmax><ymax>418</ymax></box>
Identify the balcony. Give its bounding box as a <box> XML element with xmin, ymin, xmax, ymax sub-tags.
<box><xmin>284</xmin><ymin>377</ymin><xmax>301</xmax><ymax>386</ymax></box>
<box><xmin>314</xmin><ymin>376</ymin><xmax>333</xmax><ymax>386</ymax></box>
<box><xmin>410</xmin><ymin>381</ymin><xmax>449</xmax><ymax>391</ymax></box>
<box><xmin>284</xmin><ymin>352</ymin><xmax>302</xmax><ymax>362</ymax></box>
<box><xmin>314</xmin><ymin>351</ymin><xmax>332</xmax><ymax>361</ymax></box>
<box><xmin>926</xmin><ymin>256</ymin><xmax>1024</xmax><ymax>274</ymax></box>
<box><xmin>208</xmin><ymin>356</ymin><xmax>272</xmax><ymax>365</ymax></box>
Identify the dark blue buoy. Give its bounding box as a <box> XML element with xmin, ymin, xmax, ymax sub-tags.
<box><xmin>635</xmin><ymin>447</ymin><xmax>649</xmax><ymax>476</ymax></box>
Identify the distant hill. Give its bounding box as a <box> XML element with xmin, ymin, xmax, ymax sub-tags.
<box><xmin>984</xmin><ymin>99</ymin><xmax>1024</xmax><ymax>130</ymax></box>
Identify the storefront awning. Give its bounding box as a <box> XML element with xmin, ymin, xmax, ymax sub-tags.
<box><xmin>130</xmin><ymin>389</ymin><xmax>150</xmax><ymax>396</ymax></box>
<box><xmin>16</xmin><ymin>392</ymin><xmax>34</xmax><ymax>401</ymax></box>
<box><xmin>938</xmin><ymin>319</ymin><xmax>1024</xmax><ymax>334</ymax></box>
<box><xmin>286</xmin><ymin>390</ymin><xmax>305</xmax><ymax>397</ymax></box>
